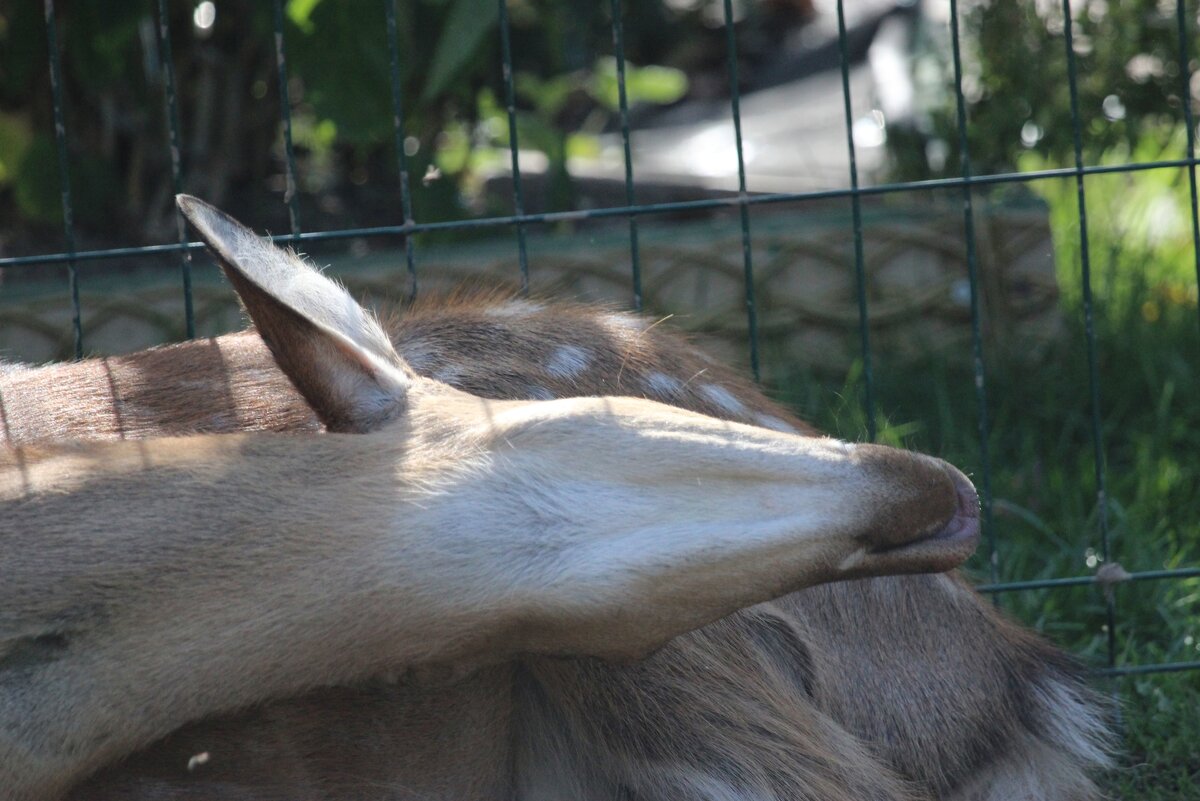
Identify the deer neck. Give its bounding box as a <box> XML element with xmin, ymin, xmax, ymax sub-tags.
<box><xmin>0</xmin><ymin>430</ymin><xmax>515</xmax><ymax>800</ymax></box>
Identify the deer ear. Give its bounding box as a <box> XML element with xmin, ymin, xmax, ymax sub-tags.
<box><xmin>177</xmin><ymin>194</ymin><xmax>411</xmax><ymax>433</ymax></box>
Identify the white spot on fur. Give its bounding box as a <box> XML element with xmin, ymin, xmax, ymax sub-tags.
<box><xmin>645</xmin><ymin>371</ymin><xmax>683</xmax><ymax>398</ymax></box>
<box><xmin>603</xmin><ymin>313</ymin><xmax>643</xmax><ymax>342</ymax></box>
<box><xmin>606</xmin><ymin>313</ymin><xmax>642</xmax><ymax>330</ymax></box>
<box><xmin>837</xmin><ymin>548</ymin><xmax>867</xmax><ymax>571</ymax></box>
<box><xmin>186</xmin><ymin>752</ymin><xmax>210</xmax><ymax>771</ymax></box>
<box><xmin>700</xmin><ymin>384</ymin><xmax>746</xmax><ymax>415</ymax></box>
<box><xmin>545</xmin><ymin>345</ymin><xmax>592</xmax><ymax>379</ymax></box>
<box><xmin>756</xmin><ymin>414</ymin><xmax>796</xmax><ymax>433</ymax></box>
<box><xmin>483</xmin><ymin>300</ymin><xmax>545</xmax><ymax>318</ymax></box>
<box><xmin>527</xmin><ymin>385</ymin><xmax>556</xmax><ymax>400</ymax></box>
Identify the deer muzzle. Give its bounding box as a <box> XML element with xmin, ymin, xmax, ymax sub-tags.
<box><xmin>851</xmin><ymin>444</ymin><xmax>981</xmax><ymax>575</ymax></box>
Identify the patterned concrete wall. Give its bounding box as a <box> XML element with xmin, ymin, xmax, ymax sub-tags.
<box><xmin>0</xmin><ymin>200</ymin><xmax>1060</xmax><ymax>375</ymax></box>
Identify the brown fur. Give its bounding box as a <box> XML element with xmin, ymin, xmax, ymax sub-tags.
<box><xmin>2</xmin><ymin>289</ymin><xmax>1109</xmax><ymax>800</ymax></box>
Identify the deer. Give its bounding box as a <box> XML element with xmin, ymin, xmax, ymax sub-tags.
<box><xmin>0</xmin><ymin>196</ymin><xmax>1111</xmax><ymax>801</ymax></box>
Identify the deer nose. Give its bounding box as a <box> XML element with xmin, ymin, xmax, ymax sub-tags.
<box><xmin>850</xmin><ymin>444</ymin><xmax>979</xmax><ymax>551</ymax></box>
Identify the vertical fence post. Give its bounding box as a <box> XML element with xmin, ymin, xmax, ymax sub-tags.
<box><xmin>496</xmin><ymin>0</ymin><xmax>531</xmax><ymax>294</ymax></box>
<box><xmin>42</xmin><ymin>0</ymin><xmax>83</xmax><ymax>359</ymax></box>
<box><xmin>608</xmin><ymin>0</ymin><xmax>643</xmax><ymax>311</ymax></box>
<box><xmin>720</xmin><ymin>0</ymin><xmax>760</xmax><ymax>382</ymax></box>
<box><xmin>272</xmin><ymin>0</ymin><xmax>302</xmax><ymax>243</ymax></box>
<box><xmin>1176</xmin><ymin>0</ymin><xmax>1200</xmax><ymax>333</ymax></box>
<box><xmin>384</xmin><ymin>0</ymin><xmax>419</xmax><ymax>302</ymax></box>
<box><xmin>947</xmin><ymin>0</ymin><xmax>998</xmax><ymax>586</ymax></box>
<box><xmin>835</xmin><ymin>0</ymin><xmax>876</xmax><ymax>440</ymax></box>
<box><xmin>1060</xmin><ymin>0</ymin><xmax>1116</xmax><ymax>672</ymax></box>
<box><xmin>155</xmin><ymin>0</ymin><xmax>195</xmax><ymax>339</ymax></box>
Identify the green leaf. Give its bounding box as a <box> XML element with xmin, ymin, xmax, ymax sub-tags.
<box><xmin>286</xmin><ymin>0</ymin><xmax>326</xmax><ymax>33</ymax></box>
<box><xmin>514</xmin><ymin>73</ymin><xmax>576</xmax><ymax>116</ymax></box>
<box><xmin>421</xmin><ymin>0</ymin><xmax>498</xmax><ymax>101</ymax></box>
<box><xmin>565</xmin><ymin>132</ymin><xmax>600</xmax><ymax>160</ymax></box>
<box><xmin>589</xmin><ymin>58</ymin><xmax>687</xmax><ymax>111</ymax></box>
<box><xmin>14</xmin><ymin>137</ymin><xmax>61</xmax><ymax>224</ymax></box>
<box><xmin>626</xmin><ymin>64</ymin><xmax>688</xmax><ymax>105</ymax></box>
<box><xmin>0</xmin><ymin>111</ymin><xmax>33</xmax><ymax>186</ymax></box>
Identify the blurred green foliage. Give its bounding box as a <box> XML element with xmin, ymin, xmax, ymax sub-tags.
<box><xmin>901</xmin><ymin>0</ymin><xmax>1197</xmax><ymax>177</ymax></box>
<box><xmin>2</xmin><ymin>0</ymin><xmax>1195</xmax><ymax>246</ymax></box>
<box><xmin>0</xmin><ymin>0</ymin><xmax>712</xmax><ymax>245</ymax></box>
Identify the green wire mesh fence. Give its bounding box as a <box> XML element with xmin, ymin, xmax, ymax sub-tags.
<box><xmin>3</xmin><ymin>0</ymin><xmax>1199</xmax><ymax>681</ymax></box>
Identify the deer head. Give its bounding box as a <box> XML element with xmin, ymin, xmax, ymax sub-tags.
<box><xmin>174</xmin><ymin>194</ymin><xmax>980</xmax><ymax>654</ymax></box>
<box><xmin>0</xmin><ymin>196</ymin><xmax>979</xmax><ymax>800</ymax></box>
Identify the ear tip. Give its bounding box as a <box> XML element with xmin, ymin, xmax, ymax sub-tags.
<box><xmin>175</xmin><ymin>194</ymin><xmax>256</xmax><ymax>276</ymax></box>
<box><xmin>175</xmin><ymin>193</ymin><xmax>201</xmax><ymax>214</ymax></box>
<box><xmin>176</xmin><ymin>193</ymin><xmax>231</xmax><ymax>228</ymax></box>
<box><xmin>176</xmin><ymin>194</ymin><xmax>216</xmax><ymax>230</ymax></box>
<box><xmin>176</xmin><ymin>195</ymin><xmax>245</xmax><ymax>242</ymax></box>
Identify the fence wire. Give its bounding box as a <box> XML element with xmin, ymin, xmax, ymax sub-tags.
<box><xmin>154</xmin><ymin>0</ymin><xmax>195</xmax><ymax>339</ymax></box>
<box><xmin>9</xmin><ymin>0</ymin><xmax>1200</xmax><ymax>681</ymax></box>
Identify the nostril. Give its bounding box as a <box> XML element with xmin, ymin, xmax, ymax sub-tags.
<box><xmin>925</xmin><ymin>465</ymin><xmax>981</xmax><ymax>547</ymax></box>
<box><xmin>943</xmin><ymin>465</ymin><xmax>980</xmax><ymax>520</ymax></box>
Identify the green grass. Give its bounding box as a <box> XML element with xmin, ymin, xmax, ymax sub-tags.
<box><xmin>769</xmin><ymin>131</ymin><xmax>1200</xmax><ymax>798</ymax></box>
